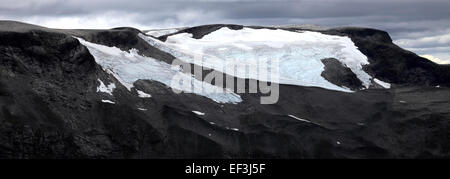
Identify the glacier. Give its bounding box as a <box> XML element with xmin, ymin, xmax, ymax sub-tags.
<box><xmin>76</xmin><ymin>37</ymin><xmax>242</xmax><ymax>104</ymax></box>
<box><xmin>139</xmin><ymin>27</ymin><xmax>374</xmax><ymax>92</ymax></box>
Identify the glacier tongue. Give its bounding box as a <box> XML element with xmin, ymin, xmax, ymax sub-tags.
<box><xmin>75</xmin><ymin>37</ymin><xmax>242</xmax><ymax>104</ymax></box>
<box><xmin>139</xmin><ymin>27</ymin><xmax>373</xmax><ymax>92</ymax></box>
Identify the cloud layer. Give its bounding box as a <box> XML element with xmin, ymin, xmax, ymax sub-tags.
<box><xmin>1</xmin><ymin>0</ymin><xmax>449</xmax><ymax>64</ymax></box>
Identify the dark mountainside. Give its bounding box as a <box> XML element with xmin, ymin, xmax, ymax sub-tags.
<box><xmin>0</xmin><ymin>20</ymin><xmax>450</xmax><ymax>158</ymax></box>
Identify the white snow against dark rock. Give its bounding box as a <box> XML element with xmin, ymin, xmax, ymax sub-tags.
<box><xmin>137</xmin><ymin>90</ymin><xmax>152</xmax><ymax>98</ymax></box>
<box><xmin>140</xmin><ymin>27</ymin><xmax>375</xmax><ymax>92</ymax></box>
<box><xmin>101</xmin><ymin>99</ymin><xmax>115</xmax><ymax>104</ymax></box>
<box><xmin>288</xmin><ymin>114</ymin><xmax>312</xmax><ymax>123</ymax></box>
<box><xmin>374</xmin><ymin>78</ymin><xmax>391</xmax><ymax>89</ymax></box>
<box><xmin>76</xmin><ymin>37</ymin><xmax>242</xmax><ymax>104</ymax></box>
<box><xmin>192</xmin><ymin>111</ymin><xmax>205</xmax><ymax>115</ymax></box>
<box><xmin>97</xmin><ymin>79</ymin><xmax>116</xmax><ymax>95</ymax></box>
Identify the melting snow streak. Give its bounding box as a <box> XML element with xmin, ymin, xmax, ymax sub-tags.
<box><xmin>192</xmin><ymin>111</ymin><xmax>205</xmax><ymax>115</ymax></box>
<box><xmin>101</xmin><ymin>100</ymin><xmax>115</xmax><ymax>104</ymax></box>
<box><xmin>374</xmin><ymin>78</ymin><xmax>391</xmax><ymax>89</ymax></box>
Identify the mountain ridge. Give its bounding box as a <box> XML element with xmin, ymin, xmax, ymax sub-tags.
<box><xmin>1</xmin><ymin>20</ymin><xmax>450</xmax><ymax>158</ymax></box>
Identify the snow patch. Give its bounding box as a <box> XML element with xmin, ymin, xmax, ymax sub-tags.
<box><xmin>105</xmin><ymin>69</ymin><xmax>134</xmax><ymax>91</ymax></box>
<box><xmin>192</xmin><ymin>111</ymin><xmax>205</xmax><ymax>116</ymax></box>
<box><xmin>101</xmin><ymin>100</ymin><xmax>115</xmax><ymax>104</ymax></box>
<box><xmin>76</xmin><ymin>37</ymin><xmax>242</xmax><ymax>104</ymax></box>
<box><xmin>140</xmin><ymin>27</ymin><xmax>372</xmax><ymax>92</ymax></box>
<box><xmin>374</xmin><ymin>78</ymin><xmax>391</xmax><ymax>89</ymax></box>
<box><xmin>288</xmin><ymin>114</ymin><xmax>312</xmax><ymax>123</ymax></box>
<box><xmin>96</xmin><ymin>79</ymin><xmax>116</xmax><ymax>95</ymax></box>
<box><xmin>137</xmin><ymin>90</ymin><xmax>152</xmax><ymax>98</ymax></box>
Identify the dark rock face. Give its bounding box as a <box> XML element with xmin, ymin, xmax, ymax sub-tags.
<box><xmin>322</xmin><ymin>27</ymin><xmax>450</xmax><ymax>87</ymax></box>
<box><xmin>327</xmin><ymin>27</ymin><xmax>393</xmax><ymax>44</ymax></box>
<box><xmin>321</xmin><ymin>58</ymin><xmax>363</xmax><ymax>90</ymax></box>
<box><xmin>1</xmin><ymin>21</ymin><xmax>450</xmax><ymax>159</ymax></box>
<box><xmin>0</xmin><ymin>27</ymin><xmax>98</xmax><ymax>158</ymax></box>
<box><xmin>0</xmin><ymin>30</ymin><xmax>96</xmax><ymax>74</ymax></box>
<box><xmin>159</xmin><ymin>24</ymin><xmax>244</xmax><ymax>41</ymax></box>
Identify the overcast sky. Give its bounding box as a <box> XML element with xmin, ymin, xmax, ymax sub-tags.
<box><xmin>1</xmin><ymin>0</ymin><xmax>449</xmax><ymax>64</ymax></box>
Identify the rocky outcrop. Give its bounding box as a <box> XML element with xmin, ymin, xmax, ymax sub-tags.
<box><xmin>66</xmin><ymin>27</ymin><xmax>176</xmax><ymax>64</ymax></box>
<box><xmin>159</xmin><ymin>24</ymin><xmax>244</xmax><ymax>41</ymax></box>
<box><xmin>323</xmin><ymin>27</ymin><xmax>450</xmax><ymax>87</ymax></box>
<box><xmin>321</xmin><ymin>58</ymin><xmax>363</xmax><ymax>90</ymax></box>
